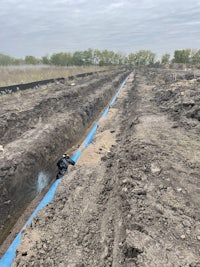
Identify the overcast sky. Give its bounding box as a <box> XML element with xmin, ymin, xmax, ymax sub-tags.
<box><xmin>1</xmin><ymin>0</ymin><xmax>200</xmax><ymax>58</ymax></box>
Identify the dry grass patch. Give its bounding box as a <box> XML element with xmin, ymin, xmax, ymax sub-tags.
<box><xmin>0</xmin><ymin>65</ymin><xmax>110</xmax><ymax>86</ymax></box>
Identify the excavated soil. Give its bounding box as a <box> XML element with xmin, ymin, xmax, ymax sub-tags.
<box><xmin>0</xmin><ymin>69</ymin><xmax>130</xmax><ymax>245</ymax></box>
<box><xmin>4</xmin><ymin>69</ymin><xmax>200</xmax><ymax>266</ymax></box>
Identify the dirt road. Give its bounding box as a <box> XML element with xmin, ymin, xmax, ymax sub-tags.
<box><xmin>12</xmin><ymin>70</ymin><xmax>200</xmax><ymax>266</ymax></box>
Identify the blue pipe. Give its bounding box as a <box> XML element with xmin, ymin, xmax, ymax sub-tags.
<box><xmin>71</xmin><ymin>149</ymin><xmax>82</xmax><ymax>163</ymax></box>
<box><xmin>83</xmin><ymin>122</ymin><xmax>98</xmax><ymax>148</ymax></box>
<box><xmin>100</xmin><ymin>106</ymin><xmax>109</xmax><ymax>119</ymax></box>
<box><xmin>0</xmin><ymin>74</ymin><xmax>129</xmax><ymax>267</ymax></box>
<box><xmin>0</xmin><ymin>179</ymin><xmax>61</xmax><ymax>267</ymax></box>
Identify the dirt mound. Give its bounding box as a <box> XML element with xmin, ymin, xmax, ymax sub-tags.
<box><xmin>152</xmin><ymin>71</ymin><xmax>200</xmax><ymax>132</ymax></box>
<box><xmin>12</xmin><ymin>70</ymin><xmax>200</xmax><ymax>267</ymax></box>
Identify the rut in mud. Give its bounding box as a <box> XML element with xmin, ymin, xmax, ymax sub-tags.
<box><xmin>11</xmin><ymin>69</ymin><xmax>200</xmax><ymax>267</ymax></box>
<box><xmin>0</xmin><ymin>69</ymin><xmax>130</xmax><ymax>246</ymax></box>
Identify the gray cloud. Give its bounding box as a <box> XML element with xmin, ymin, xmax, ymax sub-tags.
<box><xmin>0</xmin><ymin>0</ymin><xmax>200</xmax><ymax>57</ymax></box>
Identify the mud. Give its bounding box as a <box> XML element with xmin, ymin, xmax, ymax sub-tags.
<box><xmin>0</xmin><ymin>69</ymin><xmax>129</xmax><ymax>245</ymax></box>
<box><xmin>4</xmin><ymin>69</ymin><xmax>200</xmax><ymax>266</ymax></box>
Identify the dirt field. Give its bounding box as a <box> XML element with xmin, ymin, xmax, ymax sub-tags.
<box><xmin>10</xmin><ymin>69</ymin><xmax>200</xmax><ymax>266</ymax></box>
<box><xmin>0</xmin><ymin>69</ymin><xmax>129</xmax><ymax>246</ymax></box>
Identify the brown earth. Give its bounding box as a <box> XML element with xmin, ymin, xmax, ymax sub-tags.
<box><xmin>0</xmin><ymin>69</ymin><xmax>130</xmax><ymax>246</ymax></box>
<box><xmin>10</xmin><ymin>69</ymin><xmax>200</xmax><ymax>267</ymax></box>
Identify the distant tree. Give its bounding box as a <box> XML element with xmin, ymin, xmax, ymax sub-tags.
<box><xmin>127</xmin><ymin>50</ymin><xmax>156</xmax><ymax>66</ymax></box>
<box><xmin>50</xmin><ymin>52</ymin><xmax>72</xmax><ymax>66</ymax></box>
<box><xmin>96</xmin><ymin>50</ymin><xmax>126</xmax><ymax>66</ymax></box>
<box><xmin>154</xmin><ymin>61</ymin><xmax>161</xmax><ymax>68</ymax></box>
<box><xmin>71</xmin><ymin>51</ymin><xmax>84</xmax><ymax>66</ymax></box>
<box><xmin>0</xmin><ymin>53</ymin><xmax>16</xmax><ymax>65</ymax></box>
<box><xmin>13</xmin><ymin>58</ymin><xmax>24</xmax><ymax>65</ymax></box>
<box><xmin>100</xmin><ymin>50</ymin><xmax>110</xmax><ymax>65</ymax></box>
<box><xmin>147</xmin><ymin>51</ymin><xmax>156</xmax><ymax>66</ymax></box>
<box><xmin>82</xmin><ymin>48</ymin><xmax>94</xmax><ymax>65</ymax></box>
<box><xmin>127</xmin><ymin>53</ymin><xmax>137</xmax><ymax>65</ymax></box>
<box><xmin>25</xmin><ymin>55</ymin><xmax>40</xmax><ymax>65</ymax></box>
<box><xmin>93</xmin><ymin>49</ymin><xmax>109</xmax><ymax>66</ymax></box>
<box><xmin>116</xmin><ymin>52</ymin><xmax>126</xmax><ymax>65</ymax></box>
<box><xmin>190</xmin><ymin>49</ymin><xmax>200</xmax><ymax>64</ymax></box>
<box><xmin>161</xmin><ymin>53</ymin><xmax>170</xmax><ymax>64</ymax></box>
<box><xmin>113</xmin><ymin>52</ymin><xmax>121</xmax><ymax>65</ymax></box>
<box><xmin>173</xmin><ymin>49</ymin><xmax>191</xmax><ymax>63</ymax></box>
<box><xmin>135</xmin><ymin>51</ymin><xmax>145</xmax><ymax>65</ymax></box>
<box><xmin>42</xmin><ymin>55</ymin><xmax>50</xmax><ymax>64</ymax></box>
<box><xmin>93</xmin><ymin>50</ymin><xmax>101</xmax><ymax>65</ymax></box>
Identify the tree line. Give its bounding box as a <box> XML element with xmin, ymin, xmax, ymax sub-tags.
<box><xmin>1</xmin><ymin>48</ymin><xmax>200</xmax><ymax>66</ymax></box>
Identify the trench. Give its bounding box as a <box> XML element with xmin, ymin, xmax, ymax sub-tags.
<box><xmin>0</xmin><ymin>70</ymin><xmax>130</xmax><ymax>255</ymax></box>
<box><xmin>0</xmin><ymin>74</ymin><xmax>130</xmax><ymax>267</ymax></box>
